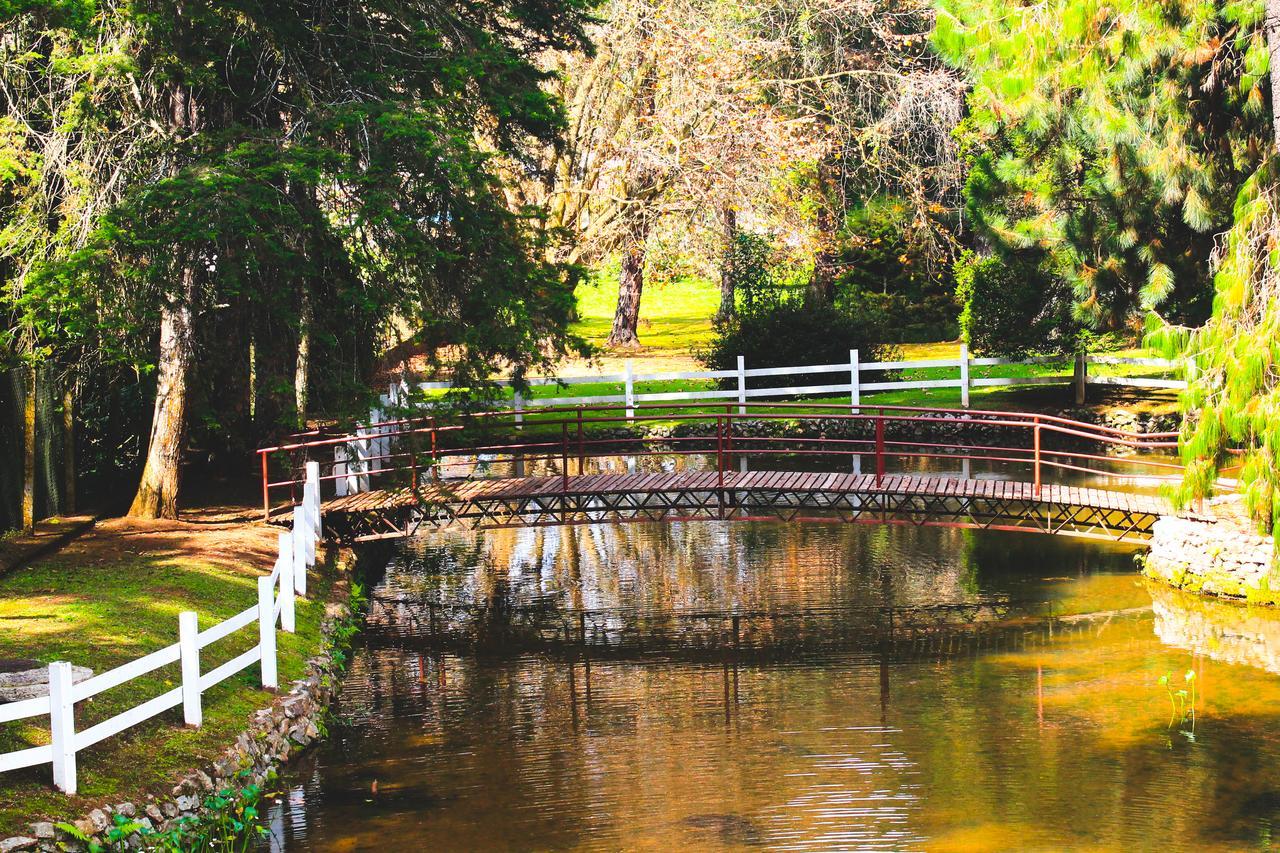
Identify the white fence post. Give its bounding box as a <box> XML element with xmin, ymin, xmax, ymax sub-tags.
<box><xmin>294</xmin><ymin>505</ymin><xmax>315</xmax><ymax>569</ymax></box>
<box><xmin>49</xmin><ymin>660</ymin><xmax>77</xmax><ymax>794</ymax></box>
<box><xmin>333</xmin><ymin>446</ymin><xmax>348</xmax><ymax>497</ymax></box>
<box><xmin>291</xmin><ymin>511</ymin><xmax>308</xmax><ymax>597</ymax></box>
<box><xmin>277</xmin><ymin>531</ymin><xmax>295</xmax><ymax>633</ymax></box>
<box><xmin>514</xmin><ymin>390</ymin><xmax>524</xmax><ymax>429</ymax></box>
<box><xmin>305</xmin><ymin>460</ymin><xmax>322</xmax><ymax>540</ymax></box>
<box><xmin>850</xmin><ymin>349</ymin><xmax>860</xmax><ymax>414</ymax></box>
<box><xmin>737</xmin><ymin>355</ymin><xmax>747</xmax><ymax>415</ymax></box>
<box><xmin>258</xmin><ymin>576</ymin><xmax>278</xmax><ymax>689</ymax></box>
<box><xmin>960</xmin><ymin>342</ymin><xmax>970</xmax><ymax>408</ymax></box>
<box><xmin>179</xmin><ymin>611</ymin><xmax>202</xmax><ymax>727</ymax></box>
<box><xmin>624</xmin><ymin>359</ymin><xmax>635</xmax><ymax>421</ymax></box>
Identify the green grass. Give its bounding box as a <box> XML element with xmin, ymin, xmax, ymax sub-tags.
<box><xmin>572</xmin><ymin>271</ymin><xmax>721</xmax><ymax>355</ymax></box>
<box><xmin>0</xmin><ymin>544</ymin><xmax>330</xmax><ymax>836</ymax></box>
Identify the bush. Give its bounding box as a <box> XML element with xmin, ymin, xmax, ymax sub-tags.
<box><xmin>697</xmin><ymin>298</ymin><xmax>899</xmax><ymax>385</ymax></box>
<box><xmin>834</xmin><ymin>197</ymin><xmax>959</xmax><ymax>343</ymax></box>
<box><xmin>954</xmin><ymin>250</ymin><xmax>1075</xmax><ymax>357</ymax></box>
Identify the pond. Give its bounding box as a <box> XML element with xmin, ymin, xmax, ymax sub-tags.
<box><xmin>263</xmin><ymin>521</ymin><xmax>1280</xmax><ymax>851</ymax></box>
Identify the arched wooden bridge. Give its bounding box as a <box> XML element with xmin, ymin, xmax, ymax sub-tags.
<box><xmin>257</xmin><ymin>402</ymin><xmax>1187</xmax><ymax>544</ymax></box>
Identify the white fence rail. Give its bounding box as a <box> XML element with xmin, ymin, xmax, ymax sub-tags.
<box><xmin>0</xmin><ymin>464</ymin><xmax>324</xmax><ymax>795</ymax></box>
<box><xmin>395</xmin><ymin>347</ymin><xmax>1184</xmax><ymax>416</ymax></box>
<box><xmin>327</xmin><ymin>349</ymin><xmax>1184</xmax><ymax>493</ymax></box>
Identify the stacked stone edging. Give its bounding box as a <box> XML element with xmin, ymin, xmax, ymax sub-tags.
<box><xmin>2</xmin><ymin>554</ymin><xmax>356</xmax><ymax>853</ymax></box>
<box><xmin>1142</xmin><ymin>505</ymin><xmax>1276</xmax><ymax>603</ymax></box>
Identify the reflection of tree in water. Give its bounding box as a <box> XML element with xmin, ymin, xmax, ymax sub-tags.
<box><xmin>364</xmin><ymin>522</ymin><xmax>1141</xmax><ymax>658</ymax></box>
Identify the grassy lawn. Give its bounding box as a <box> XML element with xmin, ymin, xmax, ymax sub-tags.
<box><xmin>0</xmin><ymin>517</ymin><xmax>329</xmax><ymax>837</ymax></box>
<box><xmin>572</xmin><ymin>271</ymin><xmax>722</xmax><ymax>359</ymax></box>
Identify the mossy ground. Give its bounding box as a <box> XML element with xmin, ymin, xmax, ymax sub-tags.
<box><xmin>0</xmin><ymin>514</ymin><xmax>329</xmax><ymax>837</ymax></box>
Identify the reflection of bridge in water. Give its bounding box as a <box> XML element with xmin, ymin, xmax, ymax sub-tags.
<box><xmin>258</xmin><ymin>403</ymin><xmax>1186</xmax><ymax>544</ymax></box>
<box><xmin>363</xmin><ymin>593</ymin><xmax>1154</xmax><ymax>664</ymax></box>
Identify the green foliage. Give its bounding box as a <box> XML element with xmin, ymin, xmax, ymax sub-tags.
<box><xmin>1147</xmin><ymin>165</ymin><xmax>1280</xmax><ymax>544</ymax></box>
<box><xmin>699</xmin><ymin>291</ymin><xmax>898</xmax><ymax>385</ymax></box>
<box><xmin>1</xmin><ymin>0</ymin><xmax>598</xmax><ymax>502</ymax></box>
<box><xmin>834</xmin><ymin>197</ymin><xmax>959</xmax><ymax>343</ymax></box>
<box><xmin>725</xmin><ymin>233</ymin><xmax>780</xmax><ymax>315</ymax></box>
<box><xmin>955</xmin><ymin>250</ymin><xmax>1075</xmax><ymax>357</ymax></box>
<box><xmin>936</xmin><ymin>0</ymin><xmax>1266</xmax><ymax>333</ymax></box>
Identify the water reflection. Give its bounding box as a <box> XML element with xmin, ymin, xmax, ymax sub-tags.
<box><xmin>267</xmin><ymin>522</ymin><xmax>1280</xmax><ymax>851</ymax></box>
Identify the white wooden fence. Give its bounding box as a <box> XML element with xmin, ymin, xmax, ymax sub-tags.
<box><xmin>326</xmin><ymin>348</ymin><xmax>1183</xmax><ymax>493</ymax></box>
<box><xmin>0</xmin><ymin>464</ymin><xmax>324</xmax><ymax>795</ymax></box>
<box><xmin>400</xmin><ymin>347</ymin><xmax>1183</xmax><ymax>417</ymax></box>
<box><xmin>408</xmin><ymin>348</ymin><xmax>1184</xmax><ymax>416</ymax></box>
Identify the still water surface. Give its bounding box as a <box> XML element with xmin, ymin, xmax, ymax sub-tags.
<box><xmin>266</xmin><ymin>521</ymin><xmax>1280</xmax><ymax>851</ymax></box>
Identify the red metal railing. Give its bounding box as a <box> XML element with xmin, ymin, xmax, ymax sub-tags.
<box><xmin>255</xmin><ymin>402</ymin><xmax>1207</xmax><ymax>521</ymax></box>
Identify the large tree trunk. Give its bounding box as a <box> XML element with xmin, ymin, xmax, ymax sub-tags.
<box><xmin>807</xmin><ymin>158</ymin><xmax>839</xmax><ymax>305</ymax></box>
<box><xmin>130</xmin><ymin>72</ymin><xmax>200</xmax><ymax>520</ymax></box>
<box><xmin>22</xmin><ymin>365</ymin><xmax>35</xmax><ymax>533</ymax></box>
<box><xmin>62</xmin><ymin>383</ymin><xmax>75</xmax><ymax>515</ymax></box>
<box><xmin>716</xmin><ymin>205</ymin><xmax>738</xmax><ymax>323</ymax></box>
<box><xmin>607</xmin><ymin>236</ymin><xmax>647</xmax><ymax>349</ymax></box>
<box><xmin>295</xmin><ymin>284</ymin><xmax>312</xmax><ymax>429</ymax></box>
<box><xmin>129</xmin><ymin>269</ymin><xmax>197</xmax><ymax>519</ymax></box>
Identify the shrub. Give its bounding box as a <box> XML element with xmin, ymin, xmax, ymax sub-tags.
<box><xmin>698</xmin><ymin>297</ymin><xmax>899</xmax><ymax>386</ymax></box>
<box><xmin>834</xmin><ymin>197</ymin><xmax>959</xmax><ymax>342</ymax></box>
<box><xmin>954</xmin><ymin>250</ymin><xmax>1075</xmax><ymax>357</ymax></box>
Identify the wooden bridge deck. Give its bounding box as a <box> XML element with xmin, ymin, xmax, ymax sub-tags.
<box><xmin>318</xmin><ymin>470</ymin><xmax>1168</xmax><ymax>543</ymax></box>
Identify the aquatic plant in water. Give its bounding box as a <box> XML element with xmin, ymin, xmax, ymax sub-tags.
<box><xmin>1157</xmin><ymin>668</ymin><xmax>1197</xmax><ymax>740</ymax></box>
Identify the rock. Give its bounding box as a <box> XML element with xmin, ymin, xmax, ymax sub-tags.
<box><xmin>175</xmin><ymin>795</ymin><xmax>199</xmax><ymax>812</ymax></box>
<box><xmin>71</xmin><ymin>818</ymin><xmax>95</xmax><ymax>838</ymax></box>
<box><xmin>87</xmin><ymin>810</ymin><xmax>109</xmax><ymax>833</ymax></box>
<box><xmin>27</xmin><ymin>825</ymin><xmax>52</xmax><ymax>842</ymax></box>
<box><xmin>0</xmin><ymin>664</ymin><xmax>93</xmax><ymax>703</ymax></box>
<box><xmin>161</xmin><ymin>801</ymin><xmax>179</xmax><ymax>819</ymax></box>
<box><xmin>144</xmin><ymin>804</ymin><xmax>163</xmax><ymax>823</ymax></box>
<box><xmin>115</xmin><ymin>802</ymin><xmax>136</xmax><ymax>818</ymax></box>
<box><xmin>0</xmin><ymin>837</ymin><xmax>37</xmax><ymax>852</ymax></box>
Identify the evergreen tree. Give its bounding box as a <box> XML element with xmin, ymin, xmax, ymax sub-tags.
<box><xmin>3</xmin><ymin>0</ymin><xmax>595</xmax><ymax>517</ymax></box>
<box><xmin>935</xmin><ymin>0</ymin><xmax>1269</xmax><ymax>333</ymax></box>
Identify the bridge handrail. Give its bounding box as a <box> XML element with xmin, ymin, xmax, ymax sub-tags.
<box><xmin>258</xmin><ymin>400</ymin><xmax>1178</xmax><ymax>455</ymax></box>
<box><xmin>255</xmin><ymin>401</ymin><xmax>1202</xmax><ymax>519</ymax></box>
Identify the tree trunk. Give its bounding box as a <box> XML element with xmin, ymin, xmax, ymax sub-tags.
<box><xmin>607</xmin><ymin>237</ymin><xmax>647</xmax><ymax>349</ymax></box>
<box><xmin>129</xmin><ymin>269</ymin><xmax>197</xmax><ymax>519</ymax></box>
<box><xmin>62</xmin><ymin>383</ymin><xmax>75</xmax><ymax>515</ymax></box>
<box><xmin>295</xmin><ymin>284</ymin><xmax>312</xmax><ymax>429</ymax></box>
<box><xmin>716</xmin><ymin>205</ymin><xmax>737</xmax><ymax>323</ymax></box>
<box><xmin>807</xmin><ymin>158</ymin><xmax>839</xmax><ymax>305</ymax></box>
<box><xmin>1271</xmin><ymin>0</ymin><xmax>1280</xmax><ymax>149</ymax></box>
<box><xmin>130</xmin><ymin>72</ymin><xmax>200</xmax><ymax>520</ymax></box>
<box><xmin>22</xmin><ymin>365</ymin><xmax>35</xmax><ymax>534</ymax></box>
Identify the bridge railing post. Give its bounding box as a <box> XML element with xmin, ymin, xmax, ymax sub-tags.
<box><xmin>260</xmin><ymin>451</ymin><xmax>271</xmax><ymax>521</ymax></box>
<box><xmin>561</xmin><ymin>420</ymin><xmax>569</xmax><ymax>491</ymax></box>
<box><xmin>1033</xmin><ymin>417</ymin><xmax>1042</xmax><ymax>498</ymax></box>
<box><xmin>724</xmin><ymin>404</ymin><xmax>733</xmax><ymax>467</ymax></box>
<box><xmin>577</xmin><ymin>407</ymin><xmax>585</xmax><ymax>475</ymax></box>
<box><xmin>430</xmin><ymin>418</ymin><xmax>438</xmax><ymax>481</ymax></box>
<box><xmin>875</xmin><ymin>413</ymin><xmax>885</xmax><ymax>485</ymax></box>
<box><xmin>716</xmin><ymin>415</ymin><xmax>724</xmax><ymax>489</ymax></box>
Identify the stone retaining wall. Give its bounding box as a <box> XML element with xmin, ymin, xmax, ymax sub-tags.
<box><xmin>1141</xmin><ymin>503</ymin><xmax>1277</xmax><ymax>604</ymax></box>
<box><xmin>1</xmin><ymin>551</ymin><xmax>357</xmax><ymax>853</ymax></box>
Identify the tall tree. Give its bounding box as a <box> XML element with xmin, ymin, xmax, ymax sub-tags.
<box><xmin>5</xmin><ymin>0</ymin><xmax>597</xmax><ymax>518</ymax></box>
<box><xmin>935</xmin><ymin>0</ymin><xmax>1265</xmax><ymax>332</ymax></box>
